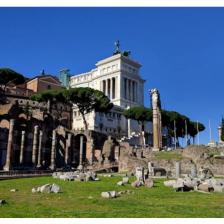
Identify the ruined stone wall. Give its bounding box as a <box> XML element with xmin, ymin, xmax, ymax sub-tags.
<box><xmin>118</xmin><ymin>145</ymin><xmax>224</xmax><ymax>176</ymax></box>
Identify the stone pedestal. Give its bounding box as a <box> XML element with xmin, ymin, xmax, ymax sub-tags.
<box><xmin>49</xmin><ymin>130</ymin><xmax>56</xmax><ymax>170</ymax></box>
<box><xmin>191</xmin><ymin>163</ymin><xmax>197</xmax><ymax>178</ymax></box>
<box><xmin>148</xmin><ymin>162</ymin><xmax>154</xmax><ymax>176</ymax></box>
<box><xmin>37</xmin><ymin>130</ymin><xmax>43</xmax><ymax>168</ymax></box>
<box><xmin>19</xmin><ymin>130</ymin><xmax>25</xmax><ymax>165</ymax></box>
<box><xmin>32</xmin><ymin>125</ymin><xmax>39</xmax><ymax>166</ymax></box>
<box><xmin>135</xmin><ymin>167</ymin><xmax>144</xmax><ymax>182</ymax></box>
<box><xmin>3</xmin><ymin>119</ymin><xmax>15</xmax><ymax>171</ymax></box>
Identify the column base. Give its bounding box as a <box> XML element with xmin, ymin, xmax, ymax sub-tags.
<box><xmin>49</xmin><ymin>164</ymin><xmax>56</xmax><ymax>171</ymax></box>
<box><xmin>152</xmin><ymin>147</ymin><xmax>160</xmax><ymax>152</ymax></box>
<box><xmin>77</xmin><ymin>164</ymin><xmax>83</xmax><ymax>170</ymax></box>
<box><xmin>36</xmin><ymin>164</ymin><xmax>42</xmax><ymax>169</ymax></box>
<box><xmin>3</xmin><ymin>165</ymin><xmax>11</xmax><ymax>171</ymax></box>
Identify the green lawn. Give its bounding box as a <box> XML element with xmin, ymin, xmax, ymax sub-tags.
<box><xmin>0</xmin><ymin>175</ymin><xmax>224</xmax><ymax>218</ymax></box>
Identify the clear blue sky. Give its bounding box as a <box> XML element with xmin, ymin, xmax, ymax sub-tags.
<box><xmin>0</xmin><ymin>7</ymin><xmax>223</xmax><ymax>144</ymax></box>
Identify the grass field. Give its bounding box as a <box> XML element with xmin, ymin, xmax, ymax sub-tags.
<box><xmin>0</xmin><ymin>175</ymin><xmax>224</xmax><ymax>218</ymax></box>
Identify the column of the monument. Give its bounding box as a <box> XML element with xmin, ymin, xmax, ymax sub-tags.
<box><xmin>79</xmin><ymin>135</ymin><xmax>84</xmax><ymax>167</ymax></box>
<box><xmin>65</xmin><ymin>133</ymin><xmax>72</xmax><ymax>165</ymax></box>
<box><xmin>126</xmin><ymin>79</ymin><xmax>129</xmax><ymax>100</ymax></box>
<box><xmin>133</xmin><ymin>81</ymin><xmax>135</xmax><ymax>101</ymax></box>
<box><xmin>135</xmin><ymin>82</ymin><xmax>138</xmax><ymax>103</ymax></box>
<box><xmin>130</xmin><ymin>80</ymin><xmax>133</xmax><ymax>101</ymax></box>
<box><xmin>105</xmin><ymin>79</ymin><xmax>108</xmax><ymax>97</ymax></box>
<box><xmin>50</xmin><ymin>130</ymin><xmax>56</xmax><ymax>170</ymax></box>
<box><xmin>3</xmin><ymin>119</ymin><xmax>15</xmax><ymax>171</ymax></box>
<box><xmin>19</xmin><ymin>130</ymin><xmax>25</xmax><ymax>165</ymax></box>
<box><xmin>32</xmin><ymin>125</ymin><xmax>39</xmax><ymax>166</ymax></box>
<box><xmin>110</xmin><ymin>78</ymin><xmax>113</xmax><ymax>99</ymax></box>
<box><xmin>115</xmin><ymin>76</ymin><xmax>118</xmax><ymax>99</ymax></box>
<box><xmin>37</xmin><ymin>130</ymin><xmax>43</xmax><ymax>168</ymax></box>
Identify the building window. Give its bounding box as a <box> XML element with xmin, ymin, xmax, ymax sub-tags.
<box><xmin>47</xmin><ymin>85</ymin><xmax>51</xmax><ymax>90</ymax></box>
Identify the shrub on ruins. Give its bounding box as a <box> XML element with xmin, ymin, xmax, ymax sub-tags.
<box><xmin>30</xmin><ymin>89</ymin><xmax>67</xmax><ymax>111</ymax></box>
<box><xmin>0</xmin><ymin>68</ymin><xmax>26</xmax><ymax>104</ymax></box>
<box><xmin>63</xmin><ymin>87</ymin><xmax>113</xmax><ymax>130</ymax></box>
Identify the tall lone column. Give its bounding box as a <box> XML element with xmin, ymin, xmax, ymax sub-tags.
<box><xmin>150</xmin><ymin>89</ymin><xmax>162</xmax><ymax>151</ymax></box>
<box><xmin>50</xmin><ymin>130</ymin><xmax>56</xmax><ymax>170</ymax></box>
<box><xmin>37</xmin><ymin>130</ymin><xmax>43</xmax><ymax>168</ymax></box>
<box><xmin>65</xmin><ymin>133</ymin><xmax>72</xmax><ymax>165</ymax></box>
<box><xmin>32</xmin><ymin>125</ymin><xmax>39</xmax><ymax>166</ymax></box>
<box><xmin>19</xmin><ymin>130</ymin><xmax>25</xmax><ymax>165</ymax></box>
<box><xmin>3</xmin><ymin>119</ymin><xmax>15</xmax><ymax>171</ymax></box>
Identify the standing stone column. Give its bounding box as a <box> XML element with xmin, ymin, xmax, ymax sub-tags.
<box><xmin>135</xmin><ymin>82</ymin><xmax>138</xmax><ymax>103</ymax></box>
<box><xmin>132</xmin><ymin>81</ymin><xmax>135</xmax><ymax>102</ymax></box>
<box><xmin>175</xmin><ymin>161</ymin><xmax>181</xmax><ymax>178</ymax></box>
<box><xmin>150</xmin><ymin>89</ymin><xmax>162</xmax><ymax>151</ymax></box>
<box><xmin>105</xmin><ymin>79</ymin><xmax>108</xmax><ymax>97</ymax></box>
<box><xmin>79</xmin><ymin>135</ymin><xmax>84</xmax><ymax>166</ymax></box>
<box><xmin>49</xmin><ymin>130</ymin><xmax>56</xmax><ymax>170</ymax></box>
<box><xmin>19</xmin><ymin>130</ymin><xmax>25</xmax><ymax>165</ymax></box>
<box><xmin>32</xmin><ymin>125</ymin><xmax>39</xmax><ymax>166</ymax></box>
<box><xmin>218</xmin><ymin>126</ymin><xmax>222</xmax><ymax>143</ymax></box>
<box><xmin>37</xmin><ymin>130</ymin><xmax>43</xmax><ymax>168</ymax></box>
<box><xmin>110</xmin><ymin>78</ymin><xmax>113</xmax><ymax>99</ymax></box>
<box><xmin>126</xmin><ymin>79</ymin><xmax>129</xmax><ymax>100</ymax></box>
<box><xmin>130</xmin><ymin>80</ymin><xmax>133</xmax><ymax>101</ymax></box>
<box><xmin>65</xmin><ymin>133</ymin><xmax>72</xmax><ymax>165</ymax></box>
<box><xmin>3</xmin><ymin>119</ymin><xmax>15</xmax><ymax>171</ymax></box>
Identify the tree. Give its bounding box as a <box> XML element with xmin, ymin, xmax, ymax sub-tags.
<box><xmin>64</xmin><ymin>87</ymin><xmax>113</xmax><ymax>130</ymax></box>
<box><xmin>188</xmin><ymin>121</ymin><xmax>205</xmax><ymax>144</ymax></box>
<box><xmin>221</xmin><ymin>118</ymin><xmax>224</xmax><ymax>142</ymax></box>
<box><xmin>0</xmin><ymin>68</ymin><xmax>25</xmax><ymax>104</ymax></box>
<box><xmin>30</xmin><ymin>89</ymin><xmax>67</xmax><ymax>127</ymax></box>
<box><xmin>0</xmin><ymin>68</ymin><xmax>25</xmax><ymax>91</ymax></box>
<box><xmin>123</xmin><ymin>106</ymin><xmax>152</xmax><ymax>145</ymax></box>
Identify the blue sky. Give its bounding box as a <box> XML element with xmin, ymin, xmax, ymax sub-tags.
<box><xmin>0</xmin><ymin>7</ymin><xmax>223</xmax><ymax>144</ymax></box>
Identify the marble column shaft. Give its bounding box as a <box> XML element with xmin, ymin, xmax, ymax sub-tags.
<box><xmin>19</xmin><ymin>130</ymin><xmax>25</xmax><ymax>165</ymax></box>
<box><xmin>32</xmin><ymin>125</ymin><xmax>39</xmax><ymax>165</ymax></box>
<box><xmin>65</xmin><ymin>133</ymin><xmax>72</xmax><ymax>165</ymax></box>
<box><xmin>37</xmin><ymin>130</ymin><xmax>43</xmax><ymax>168</ymax></box>
<box><xmin>3</xmin><ymin>119</ymin><xmax>15</xmax><ymax>171</ymax></box>
<box><xmin>79</xmin><ymin>135</ymin><xmax>84</xmax><ymax>165</ymax></box>
<box><xmin>50</xmin><ymin>130</ymin><xmax>56</xmax><ymax>170</ymax></box>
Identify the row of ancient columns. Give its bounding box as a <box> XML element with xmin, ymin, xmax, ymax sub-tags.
<box><xmin>101</xmin><ymin>77</ymin><xmax>117</xmax><ymax>100</ymax></box>
<box><xmin>123</xmin><ymin>77</ymin><xmax>138</xmax><ymax>102</ymax></box>
<box><xmin>3</xmin><ymin>120</ymin><xmax>85</xmax><ymax>171</ymax></box>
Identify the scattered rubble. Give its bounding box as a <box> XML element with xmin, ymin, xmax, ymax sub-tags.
<box><xmin>52</xmin><ymin>171</ymin><xmax>99</xmax><ymax>182</ymax></box>
<box><xmin>164</xmin><ymin>176</ymin><xmax>224</xmax><ymax>193</ymax></box>
<box><xmin>32</xmin><ymin>183</ymin><xmax>61</xmax><ymax>193</ymax></box>
<box><xmin>101</xmin><ymin>191</ymin><xmax>117</xmax><ymax>199</ymax></box>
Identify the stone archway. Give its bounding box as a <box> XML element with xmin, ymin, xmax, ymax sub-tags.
<box><xmin>0</xmin><ymin>119</ymin><xmax>10</xmax><ymax>168</ymax></box>
<box><xmin>71</xmin><ymin>134</ymin><xmax>87</xmax><ymax>168</ymax></box>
